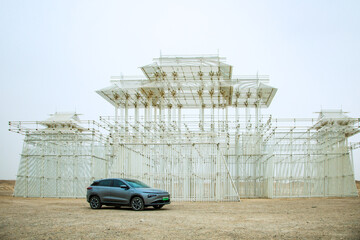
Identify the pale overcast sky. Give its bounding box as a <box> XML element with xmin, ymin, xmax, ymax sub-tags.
<box><xmin>0</xmin><ymin>0</ymin><xmax>359</xmax><ymax>179</ymax></box>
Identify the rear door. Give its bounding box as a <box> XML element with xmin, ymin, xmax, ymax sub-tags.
<box><xmin>96</xmin><ymin>179</ymin><xmax>113</xmax><ymax>202</ymax></box>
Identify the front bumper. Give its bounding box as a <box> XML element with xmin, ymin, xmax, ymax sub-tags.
<box><xmin>144</xmin><ymin>194</ymin><xmax>171</xmax><ymax>206</ymax></box>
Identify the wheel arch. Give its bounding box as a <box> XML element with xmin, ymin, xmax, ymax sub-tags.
<box><xmin>89</xmin><ymin>194</ymin><xmax>102</xmax><ymax>203</ymax></box>
<box><xmin>130</xmin><ymin>194</ymin><xmax>144</xmax><ymax>203</ymax></box>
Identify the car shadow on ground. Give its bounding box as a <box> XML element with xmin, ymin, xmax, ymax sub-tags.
<box><xmin>85</xmin><ymin>206</ymin><xmax>170</xmax><ymax>211</ymax></box>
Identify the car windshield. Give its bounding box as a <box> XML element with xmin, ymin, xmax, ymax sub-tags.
<box><xmin>125</xmin><ymin>180</ymin><xmax>150</xmax><ymax>188</ymax></box>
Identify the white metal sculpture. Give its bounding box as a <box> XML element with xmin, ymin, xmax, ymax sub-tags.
<box><xmin>10</xmin><ymin>113</ymin><xmax>109</xmax><ymax>197</ymax></box>
<box><xmin>10</xmin><ymin>55</ymin><xmax>359</xmax><ymax>200</ymax></box>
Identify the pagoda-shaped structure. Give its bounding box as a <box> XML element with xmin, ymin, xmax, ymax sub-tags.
<box><xmin>10</xmin><ymin>112</ymin><xmax>109</xmax><ymax>197</ymax></box>
<box><xmin>96</xmin><ymin>55</ymin><xmax>358</xmax><ymax>200</ymax></box>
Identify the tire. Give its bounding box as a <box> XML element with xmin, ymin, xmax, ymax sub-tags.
<box><xmin>89</xmin><ymin>196</ymin><xmax>102</xmax><ymax>209</ymax></box>
<box><xmin>153</xmin><ymin>205</ymin><xmax>164</xmax><ymax>210</ymax></box>
<box><xmin>131</xmin><ymin>196</ymin><xmax>144</xmax><ymax>211</ymax></box>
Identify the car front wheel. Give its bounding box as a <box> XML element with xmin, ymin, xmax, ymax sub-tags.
<box><xmin>89</xmin><ymin>196</ymin><xmax>102</xmax><ymax>209</ymax></box>
<box><xmin>131</xmin><ymin>197</ymin><xmax>144</xmax><ymax>211</ymax></box>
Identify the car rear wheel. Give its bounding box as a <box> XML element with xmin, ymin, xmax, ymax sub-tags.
<box><xmin>131</xmin><ymin>197</ymin><xmax>144</xmax><ymax>211</ymax></box>
<box><xmin>89</xmin><ymin>196</ymin><xmax>102</xmax><ymax>209</ymax></box>
<box><xmin>153</xmin><ymin>205</ymin><xmax>164</xmax><ymax>209</ymax></box>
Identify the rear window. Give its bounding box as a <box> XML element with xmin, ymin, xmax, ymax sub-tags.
<box><xmin>91</xmin><ymin>181</ymin><xmax>99</xmax><ymax>186</ymax></box>
<box><xmin>98</xmin><ymin>180</ymin><xmax>112</xmax><ymax>187</ymax></box>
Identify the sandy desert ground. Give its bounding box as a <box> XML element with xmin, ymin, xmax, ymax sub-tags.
<box><xmin>0</xmin><ymin>180</ymin><xmax>359</xmax><ymax>240</ymax></box>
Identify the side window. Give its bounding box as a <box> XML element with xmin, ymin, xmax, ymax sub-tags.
<box><xmin>113</xmin><ymin>179</ymin><xmax>125</xmax><ymax>187</ymax></box>
<box><xmin>98</xmin><ymin>179</ymin><xmax>112</xmax><ymax>187</ymax></box>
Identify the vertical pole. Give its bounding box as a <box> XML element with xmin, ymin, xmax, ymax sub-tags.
<box><xmin>159</xmin><ymin>96</ymin><xmax>163</xmax><ymax>124</ymax></box>
<box><xmin>307</xmin><ymin>130</ymin><xmax>310</xmax><ymax>197</ymax></box>
<box><xmin>125</xmin><ymin>96</ymin><xmax>130</xmax><ymax>177</ymax></box>
<box><xmin>115</xmin><ymin>105</ymin><xmax>118</xmax><ymax>140</ymax></box>
<box><xmin>25</xmin><ymin>136</ymin><xmax>29</xmax><ymax>197</ymax></box>
<box><xmin>168</xmin><ymin>104</ymin><xmax>172</xmax><ymax>126</ymax></box>
<box><xmin>211</xmin><ymin>104</ymin><xmax>215</xmax><ymax>132</ymax></box>
<box><xmin>267</xmin><ymin>156</ymin><xmax>274</xmax><ymax>198</ymax></box>
<box><xmin>198</xmin><ymin>89</ymin><xmax>204</xmax><ymax>132</ymax></box>
<box><xmin>290</xmin><ymin>128</ymin><xmax>293</xmax><ymax>197</ymax></box>
<box><xmin>255</xmin><ymin>104</ymin><xmax>259</xmax><ymax>132</ymax></box>
<box><xmin>216</xmin><ymin>143</ymin><xmax>221</xmax><ymax>201</ymax></box>
<box><xmin>178</xmin><ymin>104</ymin><xmax>182</xmax><ymax>132</ymax></box>
<box><xmin>245</xmin><ymin>106</ymin><xmax>250</xmax><ymax>131</ymax></box>
<box><xmin>91</xmin><ymin>128</ymin><xmax>95</xmax><ymax>180</ymax></box>
<box><xmin>125</xmin><ymin>97</ymin><xmax>129</xmax><ymax>137</ymax></box>
<box><xmin>135</xmin><ymin>103</ymin><xmax>139</xmax><ymax>129</ymax></box>
<box><xmin>235</xmin><ymin>103</ymin><xmax>239</xmax><ymax>192</ymax></box>
<box><xmin>159</xmin><ymin>95</ymin><xmax>164</xmax><ymax>189</ymax></box>
<box><xmin>167</xmin><ymin>104</ymin><xmax>172</xmax><ymax>193</ymax></box>
<box><xmin>148</xmin><ymin>95</ymin><xmax>152</xmax><ymax>133</ymax></box>
<box><xmin>41</xmin><ymin>136</ymin><xmax>45</xmax><ymax>197</ymax></box>
<box><xmin>144</xmin><ymin>102</ymin><xmax>148</xmax><ymax>131</ymax></box>
<box><xmin>154</xmin><ymin>104</ymin><xmax>157</xmax><ymax>133</ymax></box>
<box><xmin>211</xmin><ymin>104</ymin><xmax>215</xmax><ymax>200</ymax></box>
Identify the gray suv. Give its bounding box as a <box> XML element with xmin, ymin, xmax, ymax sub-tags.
<box><xmin>86</xmin><ymin>178</ymin><xmax>170</xmax><ymax>211</ymax></box>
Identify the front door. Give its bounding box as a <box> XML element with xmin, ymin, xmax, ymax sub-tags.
<box><xmin>108</xmin><ymin>179</ymin><xmax>131</xmax><ymax>204</ymax></box>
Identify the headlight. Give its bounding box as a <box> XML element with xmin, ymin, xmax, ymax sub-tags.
<box><xmin>147</xmin><ymin>194</ymin><xmax>157</xmax><ymax>198</ymax></box>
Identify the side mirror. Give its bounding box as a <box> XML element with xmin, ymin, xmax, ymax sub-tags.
<box><xmin>120</xmin><ymin>185</ymin><xmax>129</xmax><ymax>189</ymax></box>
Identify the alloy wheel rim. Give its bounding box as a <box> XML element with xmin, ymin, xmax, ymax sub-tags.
<box><xmin>132</xmin><ymin>198</ymin><xmax>142</xmax><ymax>210</ymax></box>
<box><xmin>91</xmin><ymin>198</ymin><xmax>99</xmax><ymax>208</ymax></box>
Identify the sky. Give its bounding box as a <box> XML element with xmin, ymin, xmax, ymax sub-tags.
<box><xmin>0</xmin><ymin>0</ymin><xmax>359</xmax><ymax>180</ymax></box>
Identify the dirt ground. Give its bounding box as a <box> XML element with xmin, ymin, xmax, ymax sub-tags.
<box><xmin>0</xmin><ymin>181</ymin><xmax>359</xmax><ymax>240</ymax></box>
<box><xmin>0</xmin><ymin>180</ymin><xmax>15</xmax><ymax>196</ymax></box>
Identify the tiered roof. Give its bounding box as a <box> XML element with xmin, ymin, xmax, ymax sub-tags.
<box><xmin>97</xmin><ymin>55</ymin><xmax>277</xmax><ymax>109</ymax></box>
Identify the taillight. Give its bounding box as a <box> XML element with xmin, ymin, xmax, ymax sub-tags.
<box><xmin>87</xmin><ymin>187</ymin><xmax>92</xmax><ymax>190</ymax></box>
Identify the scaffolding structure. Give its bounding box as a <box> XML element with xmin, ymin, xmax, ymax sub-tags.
<box><xmin>10</xmin><ymin>113</ymin><xmax>110</xmax><ymax>198</ymax></box>
<box><xmin>10</xmin><ymin>55</ymin><xmax>360</xmax><ymax>199</ymax></box>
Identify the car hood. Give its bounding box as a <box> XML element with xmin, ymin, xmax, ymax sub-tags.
<box><xmin>136</xmin><ymin>188</ymin><xmax>168</xmax><ymax>194</ymax></box>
